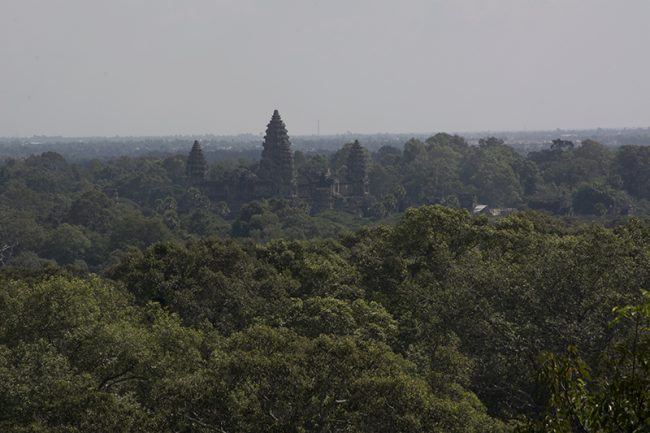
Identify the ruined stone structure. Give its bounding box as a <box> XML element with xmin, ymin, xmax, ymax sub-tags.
<box><xmin>186</xmin><ymin>140</ymin><xmax>207</xmax><ymax>186</ymax></box>
<box><xmin>345</xmin><ymin>140</ymin><xmax>369</xmax><ymax>197</ymax></box>
<box><xmin>188</xmin><ymin>110</ymin><xmax>369</xmax><ymax>214</ymax></box>
<box><xmin>258</xmin><ymin>110</ymin><xmax>297</xmax><ymax>198</ymax></box>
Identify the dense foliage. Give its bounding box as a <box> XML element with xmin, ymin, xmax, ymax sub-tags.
<box><xmin>4</xmin><ymin>136</ymin><xmax>650</xmax><ymax>270</ymax></box>
<box><xmin>2</xmin><ymin>204</ymin><xmax>650</xmax><ymax>431</ymax></box>
<box><xmin>2</xmin><ymin>136</ymin><xmax>650</xmax><ymax>431</ymax></box>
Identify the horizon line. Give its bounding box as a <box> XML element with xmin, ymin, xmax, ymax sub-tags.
<box><xmin>2</xmin><ymin>125</ymin><xmax>650</xmax><ymax>141</ymax></box>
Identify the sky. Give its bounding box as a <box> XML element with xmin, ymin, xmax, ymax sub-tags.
<box><xmin>0</xmin><ymin>0</ymin><xmax>649</xmax><ymax>136</ymax></box>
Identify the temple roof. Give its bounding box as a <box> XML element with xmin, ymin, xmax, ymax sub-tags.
<box><xmin>186</xmin><ymin>140</ymin><xmax>207</xmax><ymax>185</ymax></box>
<box><xmin>259</xmin><ymin>109</ymin><xmax>297</xmax><ymax>195</ymax></box>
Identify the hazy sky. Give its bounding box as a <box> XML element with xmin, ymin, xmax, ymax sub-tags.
<box><xmin>1</xmin><ymin>0</ymin><xmax>649</xmax><ymax>136</ymax></box>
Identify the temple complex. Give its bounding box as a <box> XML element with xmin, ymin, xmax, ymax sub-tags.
<box><xmin>187</xmin><ymin>109</ymin><xmax>369</xmax><ymax>214</ymax></box>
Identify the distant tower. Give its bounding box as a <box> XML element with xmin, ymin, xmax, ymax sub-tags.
<box><xmin>186</xmin><ymin>140</ymin><xmax>207</xmax><ymax>186</ymax></box>
<box><xmin>259</xmin><ymin>109</ymin><xmax>297</xmax><ymax>197</ymax></box>
<box><xmin>347</xmin><ymin>140</ymin><xmax>369</xmax><ymax>196</ymax></box>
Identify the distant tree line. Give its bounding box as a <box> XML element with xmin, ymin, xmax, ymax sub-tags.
<box><xmin>2</xmin><ymin>135</ymin><xmax>650</xmax><ymax>270</ymax></box>
<box><xmin>363</xmin><ymin>134</ymin><xmax>647</xmax><ymax>218</ymax></box>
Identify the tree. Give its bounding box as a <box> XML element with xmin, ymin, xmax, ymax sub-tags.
<box><xmin>403</xmin><ymin>138</ymin><xmax>426</xmax><ymax>163</ymax></box>
<box><xmin>614</xmin><ymin>145</ymin><xmax>650</xmax><ymax>200</ymax></box>
<box><xmin>550</xmin><ymin>139</ymin><xmax>575</xmax><ymax>152</ymax></box>
<box><xmin>522</xmin><ymin>292</ymin><xmax>650</xmax><ymax>433</ymax></box>
<box><xmin>572</xmin><ymin>183</ymin><xmax>630</xmax><ymax>216</ymax></box>
<box><xmin>0</xmin><ymin>276</ymin><xmax>204</xmax><ymax>433</ymax></box>
<box><xmin>162</xmin><ymin>325</ymin><xmax>505</xmax><ymax>433</ymax></box>
<box><xmin>42</xmin><ymin>223</ymin><xmax>92</xmax><ymax>265</ymax></box>
<box><xmin>66</xmin><ymin>189</ymin><xmax>115</xmax><ymax>232</ymax></box>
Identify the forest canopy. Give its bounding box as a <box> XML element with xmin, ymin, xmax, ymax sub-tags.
<box><xmin>2</xmin><ymin>136</ymin><xmax>650</xmax><ymax>270</ymax></box>
<box><xmin>1</xmin><ymin>136</ymin><xmax>650</xmax><ymax>432</ymax></box>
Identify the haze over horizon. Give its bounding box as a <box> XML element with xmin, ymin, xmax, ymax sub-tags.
<box><xmin>1</xmin><ymin>0</ymin><xmax>649</xmax><ymax>137</ymax></box>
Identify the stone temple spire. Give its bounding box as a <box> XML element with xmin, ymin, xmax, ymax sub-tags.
<box><xmin>186</xmin><ymin>140</ymin><xmax>207</xmax><ymax>186</ymax></box>
<box><xmin>347</xmin><ymin>140</ymin><xmax>369</xmax><ymax>196</ymax></box>
<box><xmin>259</xmin><ymin>109</ymin><xmax>297</xmax><ymax>197</ymax></box>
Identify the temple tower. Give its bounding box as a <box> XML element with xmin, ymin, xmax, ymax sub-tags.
<box><xmin>347</xmin><ymin>140</ymin><xmax>369</xmax><ymax>196</ymax></box>
<box><xmin>259</xmin><ymin>109</ymin><xmax>297</xmax><ymax>197</ymax></box>
<box><xmin>186</xmin><ymin>140</ymin><xmax>207</xmax><ymax>186</ymax></box>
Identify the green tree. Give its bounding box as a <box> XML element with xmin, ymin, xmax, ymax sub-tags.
<box><xmin>66</xmin><ymin>189</ymin><xmax>115</xmax><ymax>232</ymax></box>
<box><xmin>523</xmin><ymin>292</ymin><xmax>650</xmax><ymax>433</ymax></box>
<box><xmin>42</xmin><ymin>223</ymin><xmax>92</xmax><ymax>265</ymax></box>
<box><xmin>0</xmin><ymin>276</ymin><xmax>204</xmax><ymax>433</ymax></box>
<box><xmin>614</xmin><ymin>145</ymin><xmax>650</xmax><ymax>200</ymax></box>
